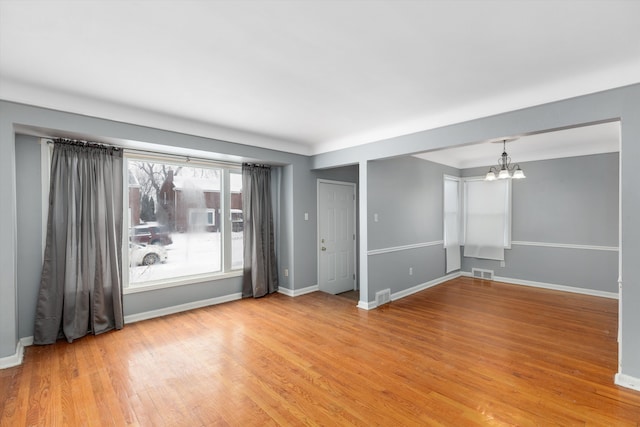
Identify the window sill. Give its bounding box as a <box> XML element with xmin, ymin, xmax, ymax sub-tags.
<box><xmin>123</xmin><ymin>270</ymin><xmax>243</xmax><ymax>294</ymax></box>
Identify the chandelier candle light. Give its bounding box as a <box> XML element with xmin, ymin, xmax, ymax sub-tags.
<box><xmin>485</xmin><ymin>139</ymin><xmax>526</xmax><ymax>181</ymax></box>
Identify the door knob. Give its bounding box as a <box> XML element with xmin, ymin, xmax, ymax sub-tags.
<box><xmin>321</xmin><ymin>247</ymin><xmax>326</xmax><ymax>251</ymax></box>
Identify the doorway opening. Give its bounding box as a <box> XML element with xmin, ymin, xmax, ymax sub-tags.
<box><xmin>317</xmin><ymin>180</ymin><xmax>357</xmax><ymax>298</ymax></box>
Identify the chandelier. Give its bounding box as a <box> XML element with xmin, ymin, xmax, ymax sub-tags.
<box><xmin>485</xmin><ymin>140</ymin><xmax>526</xmax><ymax>181</ymax></box>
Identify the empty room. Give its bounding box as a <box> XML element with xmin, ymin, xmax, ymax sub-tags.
<box><xmin>2</xmin><ymin>1</ymin><xmax>640</xmax><ymax>425</ymax></box>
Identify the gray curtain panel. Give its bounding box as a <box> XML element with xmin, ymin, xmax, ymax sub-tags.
<box><xmin>34</xmin><ymin>141</ymin><xmax>124</xmax><ymax>344</ymax></box>
<box><xmin>242</xmin><ymin>164</ymin><xmax>278</xmax><ymax>298</ymax></box>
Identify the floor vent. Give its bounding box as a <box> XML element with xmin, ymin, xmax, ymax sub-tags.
<box><xmin>472</xmin><ymin>268</ymin><xmax>494</xmax><ymax>280</ymax></box>
<box><xmin>375</xmin><ymin>289</ymin><xmax>391</xmax><ymax>306</ymax></box>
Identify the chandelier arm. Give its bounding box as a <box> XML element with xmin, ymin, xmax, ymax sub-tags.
<box><xmin>485</xmin><ymin>139</ymin><xmax>525</xmax><ymax>180</ymax></box>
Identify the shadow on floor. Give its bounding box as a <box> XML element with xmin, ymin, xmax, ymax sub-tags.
<box><xmin>336</xmin><ymin>290</ymin><xmax>359</xmax><ymax>301</ymax></box>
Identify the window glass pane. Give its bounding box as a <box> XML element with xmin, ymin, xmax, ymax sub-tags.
<box><xmin>127</xmin><ymin>160</ymin><xmax>222</xmax><ymax>286</ymax></box>
<box><xmin>230</xmin><ymin>172</ymin><xmax>243</xmax><ymax>269</ymax></box>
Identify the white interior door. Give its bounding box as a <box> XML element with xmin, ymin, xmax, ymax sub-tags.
<box><xmin>318</xmin><ymin>181</ymin><xmax>356</xmax><ymax>294</ymax></box>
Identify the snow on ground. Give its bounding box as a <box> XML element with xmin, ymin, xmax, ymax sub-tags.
<box><xmin>128</xmin><ymin>231</ymin><xmax>243</xmax><ymax>287</ymax></box>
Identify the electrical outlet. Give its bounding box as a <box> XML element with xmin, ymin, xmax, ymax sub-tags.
<box><xmin>284</xmin><ymin>268</ymin><xmax>289</xmax><ymax>277</ymax></box>
<box><xmin>500</xmin><ymin>260</ymin><xmax>505</xmax><ymax>267</ymax></box>
<box><xmin>409</xmin><ymin>267</ymin><xmax>413</xmax><ymax>275</ymax></box>
<box><xmin>374</xmin><ymin>213</ymin><xmax>379</xmax><ymax>222</ymax></box>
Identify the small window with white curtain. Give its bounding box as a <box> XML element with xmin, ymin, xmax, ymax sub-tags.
<box><xmin>463</xmin><ymin>177</ymin><xmax>512</xmax><ymax>261</ymax></box>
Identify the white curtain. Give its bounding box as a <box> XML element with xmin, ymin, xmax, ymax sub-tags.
<box><xmin>443</xmin><ymin>177</ymin><xmax>461</xmax><ymax>272</ymax></box>
<box><xmin>463</xmin><ymin>179</ymin><xmax>510</xmax><ymax>261</ymax></box>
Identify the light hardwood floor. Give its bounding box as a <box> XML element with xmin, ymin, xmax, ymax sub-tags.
<box><xmin>1</xmin><ymin>277</ymin><xmax>639</xmax><ymax>426</ymax></box>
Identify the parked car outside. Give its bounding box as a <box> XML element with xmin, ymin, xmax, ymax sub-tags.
<box><xmin>129</xmin><ymin>243</ymin><xmax>168</xmax><ymax>266</ymax></box>
<box><xmin>130</xmin><ymin>224</ymin><xmax>173</xmax><ymax>245</ymax></box>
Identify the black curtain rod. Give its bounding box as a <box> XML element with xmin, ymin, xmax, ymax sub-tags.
<box><xmin>243</xmin><ymin>162</ymin><xmax>271</xmax><ymax>169</ymax></box>
<box><xmin>47</xmin><ymin>138</ymin><xmax>121</xmax><ymax>151</ymax></box>
<box><xmin>43</xmin><ymin>137</ymin><xmax>258</xmax><ymax>168</ymax></box>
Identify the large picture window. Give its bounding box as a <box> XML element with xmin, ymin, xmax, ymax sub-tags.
<box><xmin>126</xmin><ymin>156</ymin><xmax>243</xmax><ymax>289</ymax></box>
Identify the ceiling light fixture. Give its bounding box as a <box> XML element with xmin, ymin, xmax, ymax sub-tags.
<box><xmin>485</xmin><ymin>139</ymin><xmax>526</xmax><ymax>181</ymax></box>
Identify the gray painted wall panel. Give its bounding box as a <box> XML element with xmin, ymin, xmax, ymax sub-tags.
<box><xmin>368</xmin><ymin>156</ymin><xmax>458</xmax><ymax>250</ymax></box>
<box><xmin>12</xmin><ymin>133</ymin><xmax>251</xmax><ymax>334</ymax></box>
<box><xmin>367</xmin><ymin>246</ymin><xmax>445</xmax><ymax>301</ymax></box>
<box><xmin>313</xmin><ymin>84</ymin><xmax>640</xmax><ymax>380</ymax></box>
<box><xmin>279</xmin><ymin>164</ymin><xmax>293</xmax><ymax>289</ymax></box>
<box><xmin>0</xmin><ymin>110</ymin><xmax>18</xmax><ymax>358</ymax></box>
<box><xmin>460</xmin><ymin>153</ymin><xmax>619</xmax><ymax>293</ymax></box>
<box><xmin>1</xmin><ymin>101</ymin><xmax>314</xmax><ymax>352</ymax></box>
<box><xmin>3</xmin><ymin>84</ymin><xmax>640</xmax><ymax>382</ymax></box>
<box><xmin>15</xmin><ymin>134</ymin><xmax>42</xmax><ymax>339</ymax></box>
<box><xmin>313</xmin><ymin>165</ymin><xmax>360</xmax><ymax>288</ymax></box>
<box><xmin>463</xmin><ymin>246</ymin><xmax>618</xmax><ymax>293</ymax></box>
<box><xmin>365</xmin><ymin>156</ymin><xmax>456</xmax><ymax>302</ymax></box>
<box><xmin>619</xmin><ymin>97</ymin><xmax>640</xmax><ymax>378</ymax></box>
<box><xmin>313</xmin><ymin>165</ymin><xmax>358</xmax><ymax>183</ymax></box>
<box><xmin>124</xmin><ymin>277</ymin><xmax>242</xmax><ymax>315</ymax></box>
<box><xmin>292</xmin><ymin>159</ymin><xmax>318</xmax><ymax>290</ymax></box>
<box><xmin>463</xmin><ymin>153</ymin><xmax>619</xmax><ymax>246</ymax></box>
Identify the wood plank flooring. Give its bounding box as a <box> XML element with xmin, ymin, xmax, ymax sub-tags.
<box><xmin>2</xmin><ymin>277</ymin><xmax>639</xmax><ymax>426</ymax></box>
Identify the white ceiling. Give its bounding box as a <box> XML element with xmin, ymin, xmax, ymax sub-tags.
<box><xmin>414</xmin><ymin>121</ymin><xmax>620</xmax><ymax>169</ymax></box>
<box><xmin>1</xmin><ymin>1</ymin><xmax>639</xmax><ymax>157</ymax></box>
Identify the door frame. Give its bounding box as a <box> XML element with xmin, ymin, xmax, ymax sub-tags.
<box><xmin>317</xmin><ymin>179</ymin><xmax>357</xmax><ymax>294</ymax></box>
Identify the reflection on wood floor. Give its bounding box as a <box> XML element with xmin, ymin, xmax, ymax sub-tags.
<box><xmin>2</xmin><ymin>277</ymin><xmax>639</xmax><ymax>425</ymax></box>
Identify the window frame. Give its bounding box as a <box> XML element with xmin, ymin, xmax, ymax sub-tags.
<box><xmin>443</xmin><ymin>174</ymin><xmax>462</xmax><ymax>248</ymax></box>
<box><xmin>123</xmin><ymin>153</ymin><xmax>243</xmax><ymax>294</ymax></box>
<box><xmin>187</xmin><ymin>208</ymin><xmax>217</xmax><ymax>227</ymax></box>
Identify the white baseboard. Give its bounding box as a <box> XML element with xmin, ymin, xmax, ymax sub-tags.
<box><xmin>0</xmin><ymin>340</ymin><xmax>25</xmax><ymax>369</ymax></box>
<box><xmin>615</xmin><ymin>373</ymin><xmax>640</xmax><ymax>392</ymax></box>
<box><xmin>21</xmin><ymin>336</ymin><xmax>34</xmax><ymax>347</ymax></box>
<box><xmin>357</xmin><ymin>272</ymin><xmax>462</xmax><ymax>310</ymax></box>
<box><xmin>391</xmin><ymin>272</ymin><xmax>462</xmax><ymax>301</ymax></box>
<box><xmin>124</xmin><ymin>292</ymin><xmax>242</xmax><ymax>324</ymax></box>
<box><xmin>461</xmin><ymin>272</ymin><xmax>619</xmax><ymax>299</ymax></box>
<box><xmin>278</xmin><ymin>284</ymin><xmax>319</xmax><ymax>297</ymax></box>
<box><xmin>357</xmin><ymin>300</ymin><xmax>376</xmax><ymax>310</ymax></box>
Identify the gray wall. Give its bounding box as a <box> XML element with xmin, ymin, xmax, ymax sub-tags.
<box><xmin>313</xmin><ymin>164</ymin><xmax>359</xmax><ymax>184</ymax></box>
<box><xmin>366</xmin><ymin>156</ymin><xmax>458</xmax><ymax>300</ymax></box>
<box><xmin>313</xmin><ymin>164</ymin><xmax>360</xmax><ymax>288</ymax></box>
<box><xmin>15</xmin><ymin>135</ymin><xmax>43</xmax><ymax>338</ymax></box>
<box><xmin>463</xmin><ymin>153</ymin><xmax>619</xmax><ymax>246</ymax></box>
<box><xmin>12</xmin><ymin>133</ymin><xmax>264</xmax><ymax>333</ymax></box>
<box><xmin>312</xmin><ymin>84</ymin><xmax>640</xmax><ymax>380</ymax></box>
<box><xmin>461</xmin><ymin>153</ymin><xmax>619</xmax><ymax>292</ymax></box>
<box><xmin>1</xmin><ymin>100</ymin><xmax>319</xmax><ymax>353</ymax></box>
<box><xmin>3</xmin><ymin>84</ymin><xmax>640</xmax><ymax>382</ymax></box>
<box><xmin>8</xmin><ymin>112</ymin><xmax>361</xmax><ymax>342</ymax></box>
